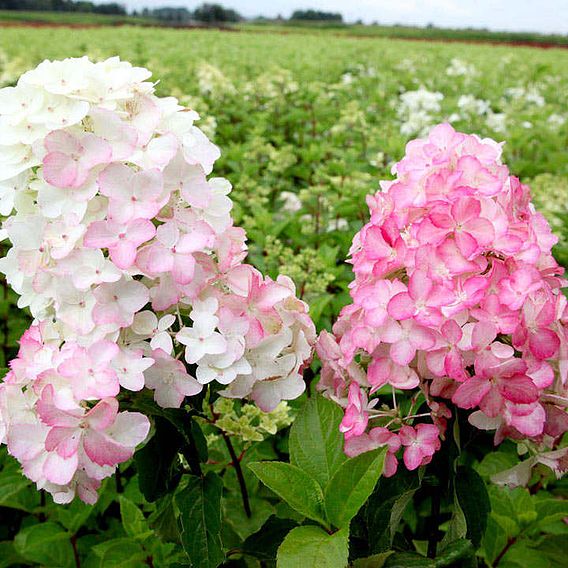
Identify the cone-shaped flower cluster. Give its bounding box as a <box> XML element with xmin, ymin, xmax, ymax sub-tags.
<box><xmin>0</xmin><ymin>57</ymin><xmax>315</xmax><ymax>503</ymax></box>
<box><xmin>317</xmin><ymin>123</ymin><xmax>568</xmax><ymax>477</ymax></box>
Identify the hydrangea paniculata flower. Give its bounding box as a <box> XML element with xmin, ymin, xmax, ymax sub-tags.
<box><xmin>0</xmin><ymin>57</ymin><xmax>315</xmax><ymax>503</ymax></box>
<box><xmin>317</xmin><ymin>123</ymin><xmax>568</xmax><ymax>478</ymax></box>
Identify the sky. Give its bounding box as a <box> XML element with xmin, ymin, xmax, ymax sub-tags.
<box><xmin>122</xmin><ymin>0</ymin><xmax>568</xmax><ymax>34</ymax></box>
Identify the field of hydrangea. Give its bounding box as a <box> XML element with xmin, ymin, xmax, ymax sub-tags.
<box><xmin>0</xmin><ymin>26</ymin><xmax>567</xmax><ymax>568</ymax></box>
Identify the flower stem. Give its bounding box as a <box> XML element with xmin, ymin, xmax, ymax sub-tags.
<box><xmin>71</xmin><ymin>535</ymin><xmax>81</xmax><ymax>568</ymax></box>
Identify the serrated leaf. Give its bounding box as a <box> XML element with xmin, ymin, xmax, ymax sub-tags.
<box><xmin>119</xmin><ymin>497</ymin><xmax>153</xmax><ymax>541</ymax></box>
<box><xmin>0</xmin><ymin>541</ymin><xmax>26</xmax><ymax>568</ymax></box>
<box><xmin>87</xmin><ymin>538</ymin><xmax>146</xmax><ymax>567</ymax></box>
<box><xmin>440</xmin><ymin>491</ymin><xmax>467</xmax><ymax>550</ymax></box>
<box><xmin>384</xmin><ymin>552</ymin><xmax>435</xmax><ymax>567</ymax></box>
<box><xmin>53</xmin><ymin>498</ymin><xmax>94</xmax><ymax>533</ymax></box>
<box><xmin>277</xmin><ymin>525</ymin><xmax>349</xmax><ymax>568</ymax></box>
<box><xmin>482</xmin><ymin>516</ymin><xmax>509</xmax><ymax>565</ymax></box>
<box><xmin>0</xmin><ymin>472</ymin><xmax>40</xmax><ymax>512</ymax></box>
<box><xmin>223</xmin><ymin>496</ymin><xmax>274</xmax><ymax>540</ymax></box>
<box><xmin>477</xmin><ymin>451</ymin><xmax>518</xmax><ymax>478</ymax></box>
<box><xmin>248</xmin><ymin>461</ymin><xmax>328</xmax><ymax>527</ymax></box>
<box><xmin>176</xmin><ymin>472</ymin><xmax>224</xmax><ymax>568</ymax></box>
<box><xmin>324</xmin><ymin>447</ymin><xmax>386</xmax><ymax>529</ymax></box>
<box><xmin>241</xmin><ymin>515</ymin><xmax>298</xmax><ymax>561</ymax></box>
<box><xmin>288</xmin><ymin>395</ymin><xmax>347</xmax><ymax>488</ymax></box>
<box><xmin>14</xmin><ymin>522</ymin><xmax>74</xmax><ymax>568</ymax></box>
<box><xmin>498</xmin><ymin>542</ymin><xmax>551</xmax><ymax>568</ymax></box>
<box><xmin>366</xmin><ymin>468</ymin><xmax>422</xmax><ymax>554</ymax></box>
<box><xmin>534</xmin><ymin>498</ymin><xmax>568</xmax><ymax>527</ymax></box>
<box><xmin>352</xmin><ymin>552</ymin><xmax>394</xmax><ymax>568</ymax></box>
<box><xmin>436</xmin><ymin>539</ymin><xmax>475</xmax><ymax>567</ymax></box>
<box><xmin>534</xmin><ymin>534</ymin><xmax>568</xmax><ymax>565</ymax></box>
<box><xmin>454</xmin><ymin>466</ymin><xmax>491</xmax><ymax>548</ymax></box>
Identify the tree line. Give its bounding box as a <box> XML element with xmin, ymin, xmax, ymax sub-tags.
<box><xmin>0</xmin><ymin>0</ymin><xmax>127</xmax><ymax>15</ymax></box>
<box><xmin>0</xmin><ymin>1</ymin><xmax>345</xmax><ymax>24</ymax></box>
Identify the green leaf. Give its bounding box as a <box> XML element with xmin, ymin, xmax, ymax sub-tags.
<box><xmin>223</xmin><ymin>496</ymin><xmax>274</xmax><ymax>540</ymax></box>
<box><xmin>241</xmin><ymin>515</ymin><xmax>298</xmax><ymax>561</ymax></box>
<box><xmin>135</xmin><ymin>416</ymin><xmax>183</xmax><ymax>502</ymax></box>
<box><xmin>288</xmin><ymin>394</ymin><xmax>347</xmax><ymax>488</ymax></box>
<box><xmin>352</xmin><ymin>552</ymin><xmax>394</xmax><ymax>568</ymax></box>
<box><xmin>191</xmin><ymin>419</ymin><xmax>209</xmax><ymax>462</ymax></box>
<box><xmin>477</xmin><ymin>451</ymin><xmax>518</xmax><ymax>478</ymax></box>
<box><xmin>0</xmin><ymin>541</ymin><xmax>26</xmax><ymax>568</ymax></box>
<box><xmin>86</xmin><ymin>538</ymin><xmax>147</xmax><ymax>567</ymax></box>
<box><xmin>498</xmin><ymin>542</ymin><xmax>551</xmax><ymax>568</ymax></box>
<box><xmin>54</xmin><ymin>498</ymin><xmax>94</xmax><ymax>533</ymax></box>
<box><xmin>14</xmin><ymin>522</ymin><xmax>75</xmax><ymax>568</ymax></box>
<box><xmin>148</xmin><ymin>494</ymin><xmax>181</xmax><ymax>543</ymax></box>
<box><xmin>0</xmin><ymin>472</ymin><xmax>40</xmax><ymax>512</ymax></box>
<box><xmin>535</xmin><ymin>498</ymin><xmax>568</xmax><ymax>527</ymax></box>
<box><xmin>176</xmin><ymin>472</ymin><xmax>224</xmax><ymax>568</ymax></box>
<box><xmin>119</xmin><ymin>497</ymin><xmax>153</xmax><ymax>541</ymax></box>
<box><xmin>439</xmin><ymin>491</ymin><xmax>467</xmax><ymax>549</ymax></box>
<box><xmin>384</xmin><ymin>552</ymin><xmax>435</xmax><ymax>567</ymax></box>
<box><xmin>435</xmin><ymin>539</ymin><xmax>476</xmax><ymax>567</ymax></box>
<box><xmin>248</xmin><ymin>461</ymin><xmax>328</xmax><ymax>527</ymax></box>
<box><xmin>534</xmin><ymin>535</ymin><xmax>568</xmax><ymax>566</ymax></box>
<box><xmin>482</xmin><ymin>516</ymin><xmax>509</xmax><ymax>566</ymax></box>
<box><xmin>366</xmin><ymin>468</ymin><xmax>422</xmax><ymax>554</ymax></box>
<box><xmin>324</xmin><ymin>447</ymin><xmax>386</xmax><ymax>529</ymax></box>
<box><xmin>276</xmin><ymin>526</ymin><xmax>349</xmax><ymax>568</ymax></box>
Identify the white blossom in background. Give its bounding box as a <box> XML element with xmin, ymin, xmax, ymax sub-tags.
<box><xmin>504</xmin><ymin>86</ymin><xmax>546</xmax><ymax>107</ymax></box>
<box><xmin>196</xmin><ymin>62</ymin><xmax>236</xmax><ymax>98</ymax></box>
<box><xmin>486</xmin><ymin>111</ymin><xmax>507</xmax><ymax>133</ymax></box>
<box><xmin>397</xmin><ymin>87</ymin><xmax>444</xmax><ymax>136</ymax></box>
<box><xmin>446</xmin><ymin>58</ymin><xmax>477</xmax><ymax>78</ymax></box>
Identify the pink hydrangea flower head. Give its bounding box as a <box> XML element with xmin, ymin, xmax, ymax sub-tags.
<box><xmin>317</xmin><ymin>123</ymin><xmax>568</xmax><ymax>475</ymax></box>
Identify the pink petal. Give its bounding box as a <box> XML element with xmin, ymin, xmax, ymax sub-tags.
<box><xmin>452</xmin><ymin>377</ymin><xmax>491</xmax><ymax>409</ymax></box>
<box><xmin>390</xmin><ymin>340</ymin><xmax>416</xmax><ymax>366</ymax></box>
<box><xmin>43</xmin><ymin>451</ymin><xmax>78</xmax><ymax>485</ymax></box>
<box><xmin>464</xmin><ymin>217</ymin><xmax>495</xmax><ymax>246</ymax></box>
<box><xmin>43</xmin><ymin>152</ymin><xmax>84</xmax><ymax>188</ymax></box>
<box><xmin>89</xmin><ymin>340</ymin><xmax>119</xmax><ymax>364</ymax></box>
<box><xmin>45</xmin><ymin>426</ymin><xmax>81</xmax><ymax>458</ymax></box>
<box><xmin>408</xmin><ymin>270</ymin><xmax>433</xmax><ymax>301</ymax></box>
<box><xmin>529</xmin><ymin>328</ymin><xmax>560</xmax><ymax>360</ymax></box>
<box><xmin>499</xmin><ymin>375</ymin><xmax>539</xmax><ymax>404</ymax></box>
<box><xmin>127</xmin><ymin>218</ymin><xmax>156</xmax><ymax>245</ymax></box>
<box><xmin>84</xmin><ymin>220</ymin><xmax>116</xmax><ymax>249</ymax></box>
<box><xmin>387</xmin><ymin>292</ymin><xmax>415</xmax><ymax>320</ymax></box>
<box><xmin>83</xmin><ymin>430</ymin><xmax>132</xmax><ymax>466</ymax></box>
<box><xmin>409</xmin><ymin>324</ymin><xmax>436</xmax><ymax>350</ymax></box>
<box><xmin>172</xmin><ymin>254</ymin><xmax>196</xmax><ymax>285</ymax></box>
<box><xmin>80</xmin><ymin>133</ymin><xmax>112</xmax><ymax>168</ymax></box>
<box><xmin>108</xmin><ymin>412</ymin><xmax>151</xmax><ymax>448</ymax></box>
<box><xmin>403</xmin><ymin>445</ymin><xmax>423</xmax><ymax>470</ymax></box>
<box><xmin>110</xmin><ymin>240</ymin><xmax>137</xmax><ymax>269</ymax></box>
<box><xmin>451</xmin><ymin>197</ymin><xmax>480</xmax><ymax>225</ymax></box>
<box><xmin>86</xmin><ymin>398</ymin><xmax>118</xmax><ymax>431</ymax></box>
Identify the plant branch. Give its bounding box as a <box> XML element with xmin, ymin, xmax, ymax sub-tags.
<box><xmin>71</xmin><ymin>535</ymin><xmax>81</xmax><ymax>568</ymax></box>
<box><xmin>493</xmin><ymin>536</ymin><xmax>517</xmax><ymax>566</ymax></box>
